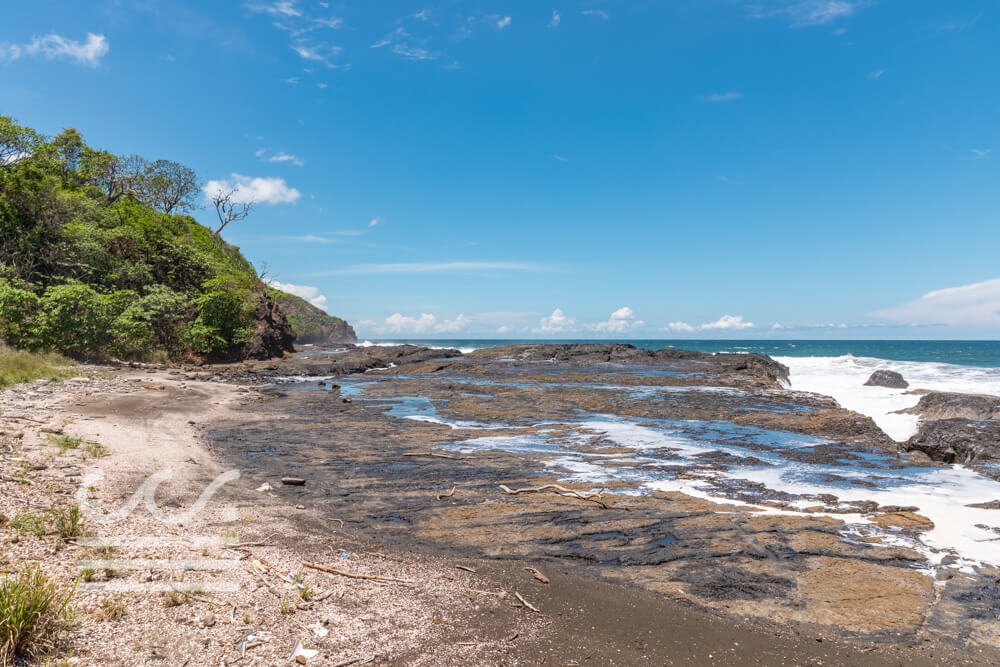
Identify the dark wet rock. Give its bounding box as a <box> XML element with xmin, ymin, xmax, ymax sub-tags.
<box><xmin>900</xmin><ymin>392</ymin><xmax>1000</xmax><ymax>421</ymax></box>
<box><xmin>864</xmin><ymin>370</ymin><xmax>908</xmax><ymax>389</ymax></box>
<box><xmin>905</xmin><ymin>418</ymin><xmax>1000</xmax><ymax>463</ymax></box>
<box><xmin>966</xmin><ymin>500</ymin><xmax>1000</xmax><ymax>510</ymax></box>
<box><xmin>242</xmin><ymin>289</ymin><xmax>297</xmax><ymax>361</ymax></box>
<box><xmin>468</xmin><ymin>344</ymin><xmax>789</xmax><ymax>387</ymax></box>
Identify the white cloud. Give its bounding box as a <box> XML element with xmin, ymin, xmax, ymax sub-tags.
<box><xmin>549</xmin><ymin>10</ymin><xmax>561</xmax><ymax>28</ymax></box>
<box><xmin>701</xmin><ymin>314</ymin><xmax>754</xmax><ymax>330</ymax></box>
<box><xmin>1</xmin><ymin>32</ymin><xmax>109</xmax><ymax>67</ymax></box>
<box><xmin>496</xmin><ymin>325</ymin><xmax>512</xmax><ymax>334</ymax></box>
<box><xmin>496</xmin><ymin>16</ymin><xmax>512</xmax><ymax>29</ymax></box>
<box><xmin>535</xmin><ymin>308</ymin><xmax>576</xmax><ymax>334</ymax></box>
<box><xmin>247</xmin><ymin>1</ymin><xmax>302</xmax><ymax>18</ymax></box>
<box><xmin>700</xmin><ymin>91</ymin><xmax>743</xmax><ymax>103</ymax></box>
<box><xmin>968</xmin><ymin>148</ymin><xmax>992</xmax><ymax>160</ymax></box>
<box><xmin>379</xmin><ymin>312</ymin><xmax>472</xmax><ymax>334</ymax></box>
<box><xmin>368</xmin><ymin>217</ymin><xmax>381</xmax><ymax>227</ymax></box>
<box><xmin>436</xmin><ymin>314</ymin><xmax>472</xmax><ymax>333</ymax></box>
<box><xmin>256</xmin><ymin>148</ymin><xmax>305</xmax><ymax>166</ymax></box>
<box><xmin>666</xmin><ymin>321</ymin><xmax>696</xmax><ymax>333</ymax></box>
<box><xmin>874</xmin><ymin>277</ymin><xmax>1000</xmax><ymax>326</ymax></box>
<box><xmin>552</xmin><ymin>154</ymin><xmax>569</xmax><ymax>162</ymax></box>
<box><xmin>203</xmin><ymin>174</ymin><xmax>301</xmax><ymax>205</ymax></box>
<box><xmin>582</xmin><ymin>9</ymin><xmax>609</xmax><ymax>20</ymax></box>
<box><xmin>751</xmin><ymin>1</ymin><xmax>864</xmax><ymax>28</ymax></box>
<box><xmin>591</xmin><ymin>306</ymin><xmax>644</xmax><ymax>333</ymax></box>
<box><xmin>267</xmin><ymin>279</ymin><xmax>328</xmax><ymax>311</ymax></box>
<box><xmin>868</xmin><ymin>68</ymin><xmax>886</xmax><ymax>80</ymax></box>
<box><xmin>668</xmin><ymin>315</ymin><xmax>754</xmax><ymax>332</ymax></box>
<box><xmin>292</xmin><ymin>42</ymin><xmax>342</xmax><ymax>67</ymax></box>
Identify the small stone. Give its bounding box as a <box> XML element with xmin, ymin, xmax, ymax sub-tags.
<box><xmin>281</xmin><ymin>477</ymin><xmax>306</xmax><ymax>486</ymax></box>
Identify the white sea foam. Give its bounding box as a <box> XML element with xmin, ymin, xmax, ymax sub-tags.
<box><xmin>358</xmin><ymin>340</ymin><xmax>480</xmax><ymax>354</ymax></box>
<box><xmin>776</xmin><ymin>355</ymin><xmax>1000</xmax><ymax>441</ymax></box>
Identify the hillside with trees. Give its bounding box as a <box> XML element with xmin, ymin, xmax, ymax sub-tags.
<box><xmin>268</xmin><ymin>288</ymin><xmax>357</xmax><ymax>344</ymax></box>
<box><xmin>0</xmin><ymin>116</ymin><xmax>341</xmax><ymax>362</ymax></box>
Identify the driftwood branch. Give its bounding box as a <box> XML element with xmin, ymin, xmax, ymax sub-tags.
<box><xmin>514</xmin><ymin>591</ymin><xmax>540</xmax><ymax>613</ymax></box>
<box><xmin>303</xmin><ymin>561</ymin><xmax>411</xmax><ymax>584</ymax></box>
<box><xmin>435</xmin><ymin>486</ymin><xmax>457</xmax><ymax>501</ymax></box>
<box><xmin>402</xmin><ymin>451</ymin><xmax>468</xmax><ymax>460</ymax></box>
<box><xmin>498</xmin><ymin>483</ymin><xmax>609</xmax><ymax>509</ymax></box>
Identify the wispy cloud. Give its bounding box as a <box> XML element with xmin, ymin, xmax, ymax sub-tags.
<box><xmin>868</xmin><ymin>68</ymin><xmax>886</xmax><ymax>80</ymax></box>
<box><xmin>699</xmin><ymin>91</ymin><xmax>743</xmax><ymax>103</ymax></box>
<box><xmin>548</xmin><ymin>10</ymin><xmax>561</xmax><ymax>28</ymax></box>
<box><xmin>874</xmin><ymin>277</ymin><xmax>1000</xmax><ymax>326</ymax></box>
<box><xmin>203</xmin><ymin>174</ymin><xmax>301</xmax><ymax>205</ymax></box>
<box><xmin>0</xmin><ymin>32</ymin><xmax>109</xmax><ymax>67</ymax></box>
<box><xmin>582</xmin><ymin>9</ymin><xmax>610</xmax><ymax>20</ymax></box>
<box><xmin>368</xmin><ymin>217</ymin><xmax>382</xmax><ymax>227</ymax></box>
<box><xmin>667</xmin><ymin>314</ymin><xmax>755</xmax><ymax>332</ymax></box>
<box><xmin>255</xmin><ymin>148</ymin><xmax>305</xmax><ymax>166</ymax></box>
<box><xmin>552</xmin><ymin>154</ymin><xmax>569</xmax><ymax>162</ymax></box>
<box><xmin>317</xmin><ymin>261</ymin><xmax>556</xmax><ymax>276</ymax></box>
<box><xmin>749</xmin><ymin>1</ymin><xmax>866</xmax><ymax>28</ymax></box>
<box><xmin>371</xmin><ymin>26</ymin><xmax>437</xmax><ymax>61</ymax></box>
<box><xmin>967</xmin><ymin>148</ymin><xmax>992</xmax><ymax>160</ymax></box>
<box><xmin>246</xmin><ymin>1</ymin><xmax>346</xmax><ymax>69</ymax></box>
<box><xmin>495</xmin><ymin>16</ymin><xmax>512</xmax><ymax>29</ymax></box>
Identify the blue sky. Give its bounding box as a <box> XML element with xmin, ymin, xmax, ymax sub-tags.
<box><xmin>2</xmin><ymin>1</ymin><xmax>998</xmax><ymax>339</ymax></box>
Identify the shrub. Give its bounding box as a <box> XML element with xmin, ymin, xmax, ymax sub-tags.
<box><xmin>0</xmin><ymin>565</ymin><xmax>74</xmax><ymax>664</ymax></box>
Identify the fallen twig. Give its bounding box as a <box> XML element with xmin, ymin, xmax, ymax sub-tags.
<box><xmin>247</xmin><ymin>565</ymin><xmax>282</xmax><ymax>598</ymax></box>
<box><xmin>498</xmin><ymin>483</ymin><xmax>608</xmax><ymax>509</ymax></box>
<box><xmin>514</xmin><ymin>591</ymin><xmax>540</xmax><ymax>613</ymax></box>
<box><xmin>455</xmin><ymin>565</ymin><xmax>477</xmax><ymax>573</ymax></box>
<box><xmin>303</xmin><ymin>561</ymin><xmax>411</xmax><ymax>584</ymax></box>
<box><xmin>524</xmin><ymin>567</ymin><xmax>549</xmax><ymax>584</ymax></box>
<box><xmin>332</xmin><ymin>657</ymin><xmax>375</xmax><ymax>667</ymax></box>
<box><xmin>436</xmin><ymin>485</ymin><xmax>457</xmax><ymax>501</ymax></box>
<box><xmin>403</xmin><ymin>451</ymin><xmax>468</xmax><ymax>460</ymax></box>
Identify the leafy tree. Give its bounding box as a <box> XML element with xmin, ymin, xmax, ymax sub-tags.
<box><xmin>0</xmin><ymin>116</ymin><xmax>42</xmax><ymax>168</ymax></box>
<box><xmin>138</xmin><ymin>160</ymin><xmax>200</xmax><ymax>214</ymax></box>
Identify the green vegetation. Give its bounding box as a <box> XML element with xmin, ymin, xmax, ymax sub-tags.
<box><xmin>47</xmin><ymin>435</ymin><xmax>81</xmax><ymax>455</ymax></box>
<box><xmin>0</xmin><ymin>346</ymin><xmax>72</xmax><ymax>389</ymax></box>
<box><xmin>0</xmin><ymin>565</ymin><xmax>74</xmax><ymax>664</ymax></box>
<box><xmin>269</xmin><ymin>288</ymin><xmax>357</xmax><ymax>344</ymax></box>
<box><xmin>0</xmin><ymin>116</ymin><xmax>295</xmax><ymax>362</ymax></box>
<box><xmin>51</xmin><ymin>506</ymin><xmax>85</xmax><ymax>540</ymax></box>
<box><xmin>9</xmin><ymin>512</ymin><xmax>46</xmax><ymax>538</ymax></box>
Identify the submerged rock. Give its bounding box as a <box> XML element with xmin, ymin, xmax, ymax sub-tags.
<box><xmin>901</xmin><ymin>391</ymin><xmax>1000</xmax><ymax>421</ymax></box>
<box><xmin>864</xmin><ymin>370</ymin><xmax>908</xmax><ymax>389</ymax></box>
<box><xmin>905</xmin><ymin>418</ymin><xmax>1000</xmax><ymax>464</ymax></box>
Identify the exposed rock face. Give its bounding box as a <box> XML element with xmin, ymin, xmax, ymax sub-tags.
<box><xmin>468</xmin><ymin>344</ymin><xmax>790</xmax><ymax>387</ymax></box>
<box><xmin>901</xmin><ymin>392</ymin><xmax>1000</xmax><ymax>421</ymax></box>
<box><xmin>904</xmin><ymin>418</ymin><xmax>1000</xmax><ymax>463</ymax></box>
<box><xmin>243</xmin><ymin>289</ymin><xmax>297</xmax><ymax>360</ymax></box>
<box><xmin>864</xmin><ymin>370</ymin><xmax>908</xmax><ymax>389</ymax></box>
<box><xmin>269</xmin><ymin>289</ymin><xmax>357</xmax><ymax>344</ymax></box>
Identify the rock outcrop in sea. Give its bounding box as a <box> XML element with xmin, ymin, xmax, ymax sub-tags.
<box><xmin>864</xmin><ymin>370</ymin><xmax>908</xmax><ymax>388</ymax></box>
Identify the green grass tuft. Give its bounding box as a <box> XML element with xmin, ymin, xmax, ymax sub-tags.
<box><xmin>47</xmin><ymin>435</ymin><xmax>81</xmax><ymax>456</ymax></box>
<box><xmin>0</xmin><ymin>565</ymin><xmax>75</xmax><ymax>664</ymax></box>
<box><xmin>0</xmin><ymin>347</ymin><xmax>73</xmax><ymax>390</ymax></box>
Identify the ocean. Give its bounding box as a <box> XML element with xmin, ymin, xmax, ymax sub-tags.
<box><xmin>361</xmin><ymin>339</ymin><xmax>1000</xmax><ymax>442</ymax></box>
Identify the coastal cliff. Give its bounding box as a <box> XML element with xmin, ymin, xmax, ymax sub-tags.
<box><xmin>268</xmin><ymin>288</ymin><xmax>357</xmax><ymax>345</ymax></box>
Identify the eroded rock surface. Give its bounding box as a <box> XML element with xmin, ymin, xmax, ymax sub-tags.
<box><xmin>865</xmin><ymin>370</ymin><xmax>909</xmax><ymax>388</ymax></box>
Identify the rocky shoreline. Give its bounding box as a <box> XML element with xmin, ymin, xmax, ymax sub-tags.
<box><xmin>3</xmin><ymin>343</ymin><xmax>1000</xmax><ymax>664</ymax></box>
